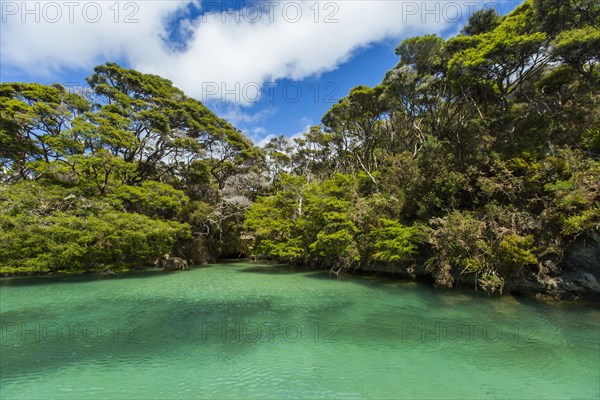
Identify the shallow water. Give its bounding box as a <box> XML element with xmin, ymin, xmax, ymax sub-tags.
<box><xmin>1</xmin><ymin>262</ymin><xmax>598</xmax><ymax>399</ymax></box>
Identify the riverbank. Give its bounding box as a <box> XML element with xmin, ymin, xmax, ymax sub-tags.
<box><xmin>2</xmin><ymin>255</ymin><xmax>599</xmax><ymax>304</ymax></box>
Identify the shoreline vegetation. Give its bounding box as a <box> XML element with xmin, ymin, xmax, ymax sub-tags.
<box><xmin>1</xmin><ymin>0</ymin><xmax>599</xmax><ymax>301</ymax></box>
<box><xmin>1</xmin><ymin>260</ymin><xmax>598</xmax><ymax>307</ymax></box>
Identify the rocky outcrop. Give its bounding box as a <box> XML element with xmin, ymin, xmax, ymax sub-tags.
<box><xmin>352</xmin><ymin>230</ymin><xmax>600</xmax><ymax>301</ymax></box>
<box><xmin>562</xmin><ymin>231</ymin><xmax>600</xmax><ymax>274</ymax></box>
<box><xmin>556</xmin><ymin>230</ymin><xmax>600</xmax><ymax>300</ymax></box>
<box><xmin>172</xmin><ymin>235</ymin><xmax>217</xmax><ymax>264</ymax></box>
<box><xmin>159</xmin><ymin>254</ymin><xmax>189</xmax><ymax>272</ymax></box>
<box><xmin>470</xmin><ymin>230</ymin><xmax>600</xmax><ymax>300</ymax></box>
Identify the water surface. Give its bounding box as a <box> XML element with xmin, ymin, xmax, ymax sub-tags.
<box><xmin>1</xmin><ymin>262</ymin><xmax>599</xmax><ymax>399</ymax></box>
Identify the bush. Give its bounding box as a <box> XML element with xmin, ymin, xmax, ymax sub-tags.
<box><xmin>0</xmin><ymin>182</ymin><xmax>190</xmax><ymax>275</ymax></box>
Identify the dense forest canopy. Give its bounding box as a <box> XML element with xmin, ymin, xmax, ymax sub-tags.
<box><xmin>1</xmin><ymin>0</ymin><xmax>598</xmax><ymax>296</ymax></box>
<box><xmin>0</xmin><ymin>63</ymin><xmax>265</xmax><ymax>274</ymax></box>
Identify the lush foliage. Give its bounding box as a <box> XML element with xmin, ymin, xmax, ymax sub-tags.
<box><xmin>0</xmin><ymin>64</ymin><xmax>264</xmax><ymax>275</ymax></box>
<box><xmin>244</xmin><ymin>0</ymin><xmax>600</xmax><ymax>293</ymax></box>
<box><xmin>1</xmin><ymin>1</ymin><xmax>598</xmax><ymax>296</ymax></box>
<box><xmin>0</xmin><ymin>182</ymin><xmax>190</xmax><ymax>274</ymax></box>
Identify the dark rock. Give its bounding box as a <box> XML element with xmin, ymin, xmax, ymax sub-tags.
<box><xmin>557</xmin><ymin>230</ymin><xmax>600</xmax><ymax>300</ymax></box>
<box><xmin>159</xmin><ymin>254</ymin><xmax>189</xmax><ymax>272</ymax></box>
<box><xmin>173</xmin><ymin>236</ymin><xmax>215</xmax><ymax>264</ymax></box>
<box><xmin>562</xmin><ymin>230</ymin><xmax>600</xmax><ymax>279</ymax></box>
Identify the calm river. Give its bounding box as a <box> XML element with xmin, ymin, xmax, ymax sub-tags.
<box><xmin>1</xmin><ymin>262</ymin><xmax>598</xmax><ymax>399</ymax></box>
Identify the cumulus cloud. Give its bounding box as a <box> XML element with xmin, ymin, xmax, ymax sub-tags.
<box><xmin>218</xmin><ymin>104</ymin><xmax>278</xmax><ymax>125</ymax></box>
<box><xmin>138</xmin><ymin>0</ymin><xmax>473</xmax><ymax>102</ymax></box>
<box><xmin>251</xmin><ymin>120</ymin><xmax>313</xmax><ymax>147</ymax></box>
<box><xmin>1</xmin><ymin>0</ymin><xmax>499</xmax><ymax>100</ymax></box>
<box><xmin>1</xmin><ymin>1</ymin><xmax>191</xmax><ymax>74</ymax></box>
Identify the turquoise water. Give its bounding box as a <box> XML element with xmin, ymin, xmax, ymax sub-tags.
<box><xmin>1</xmin><ymin>262</ymin><xmax>599</xmax><ymax>399</ymax></box>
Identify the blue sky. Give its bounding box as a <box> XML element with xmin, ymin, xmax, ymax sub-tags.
<box><xmin>1</xmin><ymin>0</ymin><xmax>522</xmax><ymax>145</ymax></box>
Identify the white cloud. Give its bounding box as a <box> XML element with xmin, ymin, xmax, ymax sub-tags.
<box><xmin>290</xmin><ymin>122</ymin><xmax>313</xmax><ymax>142</ymax></box>
<box><xmin>212</xmin><ymin>103</ymin><xmax>278</xmax><ymax>125</ymax></box>
<box><xmin>250</xmin><ymin>120</ymin><xmax>312</xmax><ymax>147</ymax></box>
<box><xmin>141</xmin><ymin>0</ymin><xmax>468</xmax><ymax>102</ymax></box>
<box><xmin>239</xmin><ymin>126</ymin><xmax>270</xmax><ymax>146</ymax></box>
<box><xmin>1</xmin><ymin>1</ymin><xmax>192</xmax><ymax>75</ymax></box>
<box><xmin>252</xmin><ymin>127</ymin><xmax>267</xmax><ymax>135</ymax></box>
<box><xmin>255</xmin><ymin>134</ymin><xmax>276</xmax><ymax>148</ymax></box>
<box><xmin>1</xmin><ymin>1</ymin><xmax>499</xmax><ymax>100</ymax></box>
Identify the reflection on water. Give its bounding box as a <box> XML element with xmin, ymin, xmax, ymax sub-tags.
<box><xmin>1</xmin><ymin>262</ymin><xmax>599</xmax><ymax>399</ymax></box>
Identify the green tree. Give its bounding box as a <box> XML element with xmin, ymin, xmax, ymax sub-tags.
<box><xmin>461</xmin><ymin>9</ymin><xmax>501</xmax><ymax>36</ymax></box>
